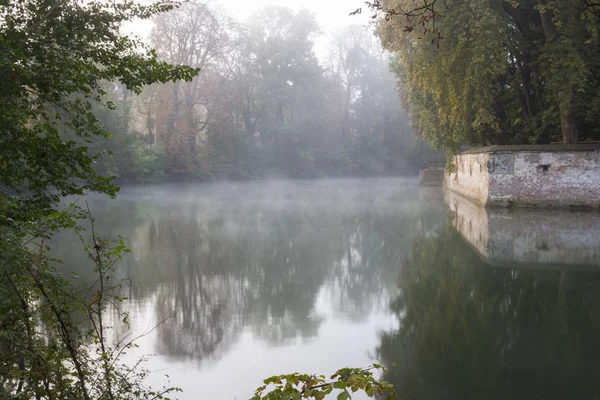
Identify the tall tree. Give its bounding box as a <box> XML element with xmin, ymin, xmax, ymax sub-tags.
<box><xmin>148</xmin><ymin>0</ymin><xmax>234</xmax><ymax>175</ymax></box>
<box><xmin>376</xmin><ymin>0</ymin><xmax>600</xmax><ymax>151</ymax></box>
<box><xmin>246</xmin><ymin>6</ymin><xmax>329</xmax><ymax>176</ymax></box>
<box><xmin>0</xmin><ymin>0</ymin><xmax>196</xmax><ymax>219</ymax></box>
<box><xmin>0</xmin><ymin>0</ymin><xmax>196</xmax><ymax>397</ymax></box>
<box><xmin>325</xmin><ymin>25</ymin><xmax>427</xmax><ymax>174</ymax></box>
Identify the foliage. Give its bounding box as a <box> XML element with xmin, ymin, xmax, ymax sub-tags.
<box><xmin>0</xmin><ymin>0</ymin><xmax>197</xmax><ymax>398</ymax></box>
<box><xmin>375</xmin><ymin>0</ymin><xmax>600</xmax><ymax>151</ymax></box>
<box><xmin>126</xmin><ymin>2</ymin><xmax>436</xmax><ymax>180</ymax></box>
<box><xmin>128</xmin><ymin>141</ymin><xmax>167</xmax><ymax>183</ymax></box>
<box><xmin>0</xmin><ymin>0</ymin><xmax>426</xmax><ymax>398</ymax></box>
<box><xmin>82</xmin><ymin>84</ymin><xmax>166</xmax><ymax>183</ymax></box>
<box><xmin>0</xmin><ymin>206</ymin><xmax>180</xmax><ymax>399</ymax></box>
<box><xmin>45</xmin><ymin>2</ymin><xmax>438</xmax><ymax>182</ymax></box>
<box><xmin>251</xmin><ymin>365</ymin><xmax>398</xmax><ymax>400</ymax></box>
<box><xmin>0</xmin><ymin>0</ymin><xmax>197</xmax><ymax>221</ymax></box>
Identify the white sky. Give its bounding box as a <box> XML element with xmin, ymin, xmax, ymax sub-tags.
<box><xmin>128</xmin><ymin>0</ymin><xmax>375</xmax><ymax>61</ymax></box>
<box><xmin>224</xmin><ymin>0</ymin><xmax>375</xmax><ymax>59</ymax></box>
<box><xmin>221</xmin><ymin>0</ymin><xmax>372</xmax><ymax>29</ymax></box>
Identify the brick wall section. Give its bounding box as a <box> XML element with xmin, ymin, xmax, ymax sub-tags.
<box><xmin>445</xmin><ymin>144</ymin><xmax>600</xmax><ymax>208</ymax></box>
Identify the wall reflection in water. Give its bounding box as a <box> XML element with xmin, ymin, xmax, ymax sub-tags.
<box><xmin>446</xmin><ymin>190</ymin><xmax>600</xmax><ymax>269</ymax></box>
<box><xmin>379</xmin><ymin>191</ymin><xmax>600</xmax><ymax>399</ymax></box>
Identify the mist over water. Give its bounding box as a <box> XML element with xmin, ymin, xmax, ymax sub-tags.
<box><xmin>6</xmin><ymin>0</ymin><xmax>600</xmax><ymax>397</ymax></box>
<box><xmin>54</xmin><ymin>178</ymin><xmax>600</xmax><ymax>399</ymax></box>
<box><xmin>55</xmin><ymin>178</ymin><xmax>432</xmax><ymax>399</ymax></box>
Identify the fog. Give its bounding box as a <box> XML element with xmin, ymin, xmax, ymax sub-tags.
<box><xmin>54</xmin><ymin>178</ymin><xmax>443</xmax><ymax>399</ymax></box>
<box><xmin>94</xmin><ymin>1</ymin><xmax>441</xmax><ymax>184</ymax></box>
<box><xmin>127</xmin><ymin>0</ymin><xmax>372</xmax><ymax>60</ymax></box>
<box><xmin>69</xmin><ymin>2</ymin><xmax>443</xmax><ymax>395</ymax></box>
<box><xmin>7</xmin><ymin>0</ymin><xmax>600</xmax><ymax>399</ymax></box>
<box><xmin>52</xmin><ymin>175</ymin><xmax>600</xmax><ymax>400</ymax></box>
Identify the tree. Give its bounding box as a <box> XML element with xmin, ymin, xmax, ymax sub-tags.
<box><xmin>148</xmin><ymin>0</ymin><xmax>235</xmax><ymax>176</ymax></box>
<box><xmin>327</xmin><ymin>26</ymin><xmax>381</xmax><ymax>145</ymax></box>
<box><xmin>375</xmin><ymin>0</ymin><xmax>600</xmax><ymax>152</ymax></box>
<box><xmin>0</xmin><ymin>0</ymin><xmax>197</xmax><ymax>220</ymax></box>
<box><xmin>324</xmin><ymin>25</ymin><xmax>427</xmax><ymax>174</ymax></box>
<box><xmin>0</xmin><ymin>0</ymin><xmax>197</xmax><ymax>397</ymax></box>
<box><xmin>85</xmin><ymin>83</ymin><xmax>167</xmax><ymax>183</ymax></box>
<box><xmin>81</xmin><ymin>2</ymin><xmax>432</xmax><ymax>180</ymax></box>
<box><xmin>245</xmin><ymin>6</ymin><xmax>329</xmax><ymax>177</ymax></box>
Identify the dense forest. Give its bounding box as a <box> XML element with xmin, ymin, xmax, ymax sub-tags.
<box><xmin>94</xmin><ymin>3</ymin><xmax>436</xmax><ymax>183</ymax></box>
<box><xmin>374</xmin><ymin>0</ymin><xmax>600</xmax><ymax>154</ymax></box>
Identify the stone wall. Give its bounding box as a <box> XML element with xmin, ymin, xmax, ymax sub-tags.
<box><xmin>445</xmin><ymin>144</ymin><xmax>600</xmax><ymax>208</ymax></box>
<box><xmin>444</xmin><ymin>153</ymin><xmax>490</xmax><ymax>205</ymax></box>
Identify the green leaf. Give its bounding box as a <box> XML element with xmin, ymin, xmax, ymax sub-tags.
<box><xmin>337</xmin><ymin>390</ymin><xmax>351</xmax><ymax>400</ymax></box>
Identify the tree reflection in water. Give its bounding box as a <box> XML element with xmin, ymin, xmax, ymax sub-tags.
<box><xmin>378</xmin><ymin>219</ymin><xmax>600</xmax><ymax>399</ymax></box>
<box><xmin>131</xmin><ymin>200</ymin><xmax>413</xmax><ymax>361</ymax></box>
<box><xmin>53</xmin><ymin>179</ymin><xmax>437</xmax><ymax>367</ymax></box>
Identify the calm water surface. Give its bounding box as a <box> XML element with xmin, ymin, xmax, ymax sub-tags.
<box><xmin>56</xmin><ymin>178</ymin><xmax>600</xmax><ymax>399</ymax></box>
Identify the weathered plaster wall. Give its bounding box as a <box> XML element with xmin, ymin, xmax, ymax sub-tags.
<box><xmin>444</xmin><ymin>153</ymin><xmax>490</xmax><ymax>205</ymax></box>
<box><xmin>446</xmin><ymin>190</ymin><xmax>600</xmax><ymax>269</ymax></box>
<box><xmin>488</xmin><ymin>151</ymin><xmax>600</xmax><ymax>207</ymax></box>
<box><xmin>445</xmin><ymin>145</ymin><xmax>600</xmax><ymax>208</ymax></box>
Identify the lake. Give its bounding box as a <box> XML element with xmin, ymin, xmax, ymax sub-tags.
<box><xmin>54</xmin><ymin>178</ymin><xmax>600</xmax><ymax>399</ymax></box>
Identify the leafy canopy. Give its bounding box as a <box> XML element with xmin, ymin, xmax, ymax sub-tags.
<box><xmin>0</xmin><ymin>0</ymin><xmax>198</xmax><ymax>222</ymax></box>
<box><xmin>0</xmin><ymin>1</ymin><xmax>197</xmax><ymax>398</ymax></box>
<box><xmin>376</xmin><ymin>0</ymin><xmax>600</xmax><ymax>151</ymax></box>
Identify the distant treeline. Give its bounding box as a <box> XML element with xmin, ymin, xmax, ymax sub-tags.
<box><xmin>87</xmin><ymin>3</ymin><xmax>439</xmax><ymax>183</ymax></box>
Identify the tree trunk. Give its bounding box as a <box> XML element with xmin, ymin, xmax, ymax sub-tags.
<box><xmin>537</xmin><ymin>0</ymin><xmax>578</xmax><ymax>144</ymax></box>
<box><xmin>538</xmin><ymin>2</ymin><xmax>555</xmax><ymax>40</ymax></box>
<box><xmin>560</xmin><ymin>108</ymin><xmax>577</xmax><ymax>144</ymax></box>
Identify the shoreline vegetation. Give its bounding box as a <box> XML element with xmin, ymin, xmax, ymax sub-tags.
<box><xmin>2</xmin><ymin>0</ymin><xmax>598</xmax><ymax>398</ymax></box>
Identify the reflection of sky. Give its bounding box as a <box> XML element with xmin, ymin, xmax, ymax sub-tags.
<box><xmin>109</xmin><ymin>283</ymin><xmax>399</xmax><ymax>400</ymax></box>
<box><xmin>58</xmin><ymin>178</ymin><xmax>443</xmax><ymax>399</ymax></box>
<box><xmin>85</xmin><ymin>178</ymin><xmax>600</xmax><ymax>400</ymax></box>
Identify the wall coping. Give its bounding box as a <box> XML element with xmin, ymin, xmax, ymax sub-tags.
<box><xmin>458</xmin><ymin>143</ymin><xmax>600</xmax><ymax>154</ymax></box>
